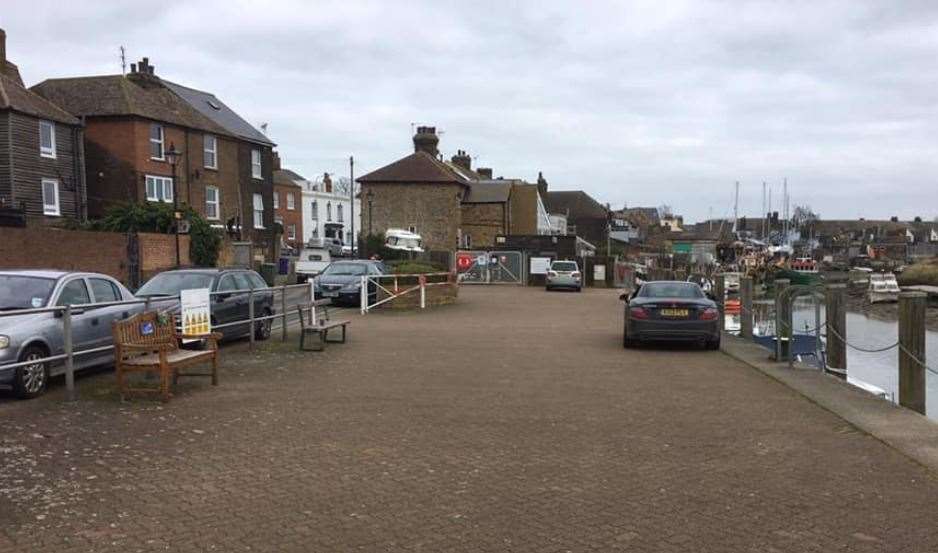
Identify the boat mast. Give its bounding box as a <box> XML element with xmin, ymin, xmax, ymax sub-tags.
<box><xmin>733</xmin><ymin>181</ymin><xmax>739</xmax><ymax>234</ymax></box>
<box><xmin>761</xmin><ymin>181</ymin><xmax>766</xmax><ymax>239</ymax></box>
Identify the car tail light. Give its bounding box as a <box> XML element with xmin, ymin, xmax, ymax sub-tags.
<box><xmin>700</xmin><ymin>307</ymin><xmax>719</xmax><ymax>320</ymax></box>
<box><xmin>547</xmin><ymin>270</ymin><xmax>557</xmax><ymax>277</ymax></box>
<box><xmin>629</xmin><ymin>306</ymin><xmax>650</xmax><ymax>319</ymax></box>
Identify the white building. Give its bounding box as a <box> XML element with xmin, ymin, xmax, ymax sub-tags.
<box><xmin>300</xmin><ymin>173</ymin><xmax>361</xmax><ymax>250</ymax></box>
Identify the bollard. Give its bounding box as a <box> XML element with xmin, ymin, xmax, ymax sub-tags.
<box><xmin>248</xmin><ymin>288</ymin><xmax>255</xmax><ymax>351</ymax></box>
<box><xmin>63</xmin><ymin>305</ymin><xmax>75</xmax><ymax>402</ymax></box>
<box><xmin>740</xmin><ymin>276</ymin><xmax>754</xmax><ymax>339</ymax></box>
<box><xmin>360</xmin><ymin>276</ymin><xmax>367</xmax><ymax>314</ymax></box>
<box><xmin>825</xmin><ymin>283</ymin><xmax>847</xmax><ymax>378</ymax></box>
<box><xmin>281</xmin><ymin>286</ymin><xmax>288</xmax><ymax>342</ymax></box>
<box><xmin>775</xmin><ymin>279</ymin><xmax>791</xmax><ymax>363</ymax></box>
<box><xmin>713</xmin><ymin>274</ymin><xmax>725</xmax><ymax>334</ymax></box>
<box><xmin>898</xmin><ymin>291</ymin><xmax>927</xmax><ymax>415</ymax></box>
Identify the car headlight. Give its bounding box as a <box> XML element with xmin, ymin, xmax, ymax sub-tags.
<box><xmin>0</xmin><ymin>335</ymin><xmax>9</xmax><ymax>349</ymax></box>
<box><xmin>342</xmin><ymin>282</ymin><xmax>361</xmax><ymax>291</ymax></box>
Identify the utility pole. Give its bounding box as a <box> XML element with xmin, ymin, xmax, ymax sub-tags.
<box><xmin>761</xmin><ymin>181</ymin><xmax>766</xmax><ymax>239</ymax></box>
<box><xmin>349</xmin><ymin>155</ymin><xmax>355</xmax><ymax>256</ymax></box>
<box><xmin>120</xmin><ymin>46</ymin><xmax>126</xmax><ymax>75</ymax></box>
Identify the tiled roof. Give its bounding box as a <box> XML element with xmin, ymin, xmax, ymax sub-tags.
<box><xmin>31</xmin><ymin>74</ymin><xmax>231</xmax><ymax>136</ymax></box>
<box><xmin>463</xmin><ymin>180</ymin><xmax>512</xmax><ymax>203</ymax></box>
<box><xmin>163</xmin><ymin>80</ymin><xmax>274</xmax><ymax>146</ymax></box>
<box><xmin>357</xmin><ymin>151</ymin><xmax>468</xmax><ymax>186</ymax></box>
<box><xmin>543</xmin><ymin>190</ymin><xmax>608</xmax><ymax>219</ymax></box>
<box><xmin>0</xmin><ymin>73</ymin><xmax>80</xmax><ymax>125</ymax></box>
<box><xmin>274</xmin><ymin>169</ymin><xmax>305</xmax><ymax>188</ymax></box>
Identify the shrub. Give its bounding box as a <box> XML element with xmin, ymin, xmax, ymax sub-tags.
<box><xmin>387</xmin><ymin>260</ymin><xmax>447</xmax><ymax>274</ymax></box>
<box><xmin>898</xmin><ymin>258</ymin><xmax>938</xmax><ymax>287</ymax></box>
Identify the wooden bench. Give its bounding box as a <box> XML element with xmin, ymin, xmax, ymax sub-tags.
<box><xmin>296</xmin><ymin>302</ymin><xmax>350</xmax><ymax>351</ymax></box>
<box><xmin>113</xmin><ymin>311</ymin><xmax>221</xmax><ymax>402</ymax></box>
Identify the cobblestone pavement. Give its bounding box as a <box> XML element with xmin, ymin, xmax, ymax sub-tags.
<box><xmin>2</xmin><ymin>286</ymin><xmax>938</xmax><ymax>552</ymax></box>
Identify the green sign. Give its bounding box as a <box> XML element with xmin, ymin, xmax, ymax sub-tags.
<box><xmin>672</xmin><ymin>243</ymin><xmax>692</xmax><ymax>254</ymax></box>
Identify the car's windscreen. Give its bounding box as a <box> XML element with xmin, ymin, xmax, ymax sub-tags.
<box><xmin>0</xmin><ymin>276</ymin><xmax>56</xmax><ymax>310</ymax></box>
<box><xmin>639</xmin><ymin>282</ymin><xmax>704</xmax><ymax>299</ymax></box>
<box><xmin>136</xmin><ymin>273</ymin><xmax>216</xmax><ymax>296</ymax></box>
<box><xmin>552</xmin><ymin>262</ymin><xmax>578</xmax><ymax>272</ymax></box>
<box><xmin>322</xmin><ymin>263</ymin><xmax>367</xmax><ymax>276</ymax></box>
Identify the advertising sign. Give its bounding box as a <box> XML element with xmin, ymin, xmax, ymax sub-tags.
<box><xmin>593</xmin><ymin>264</ymin><xmax>606</xmax><ymax>281</ymax></box>
<box><xmin>180</xmin><ymin>288</ymin><xmax>211</xmax><ymax>340</ymax></box>
<box><xmin>530</xmin><ymin>257</ymin><xmax>551</xmax><ymax>275</ymax></box>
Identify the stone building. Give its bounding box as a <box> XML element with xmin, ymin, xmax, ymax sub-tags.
<box><xmin>357</xmin><ymin>126</ymin><xmax>552</xmax><ymax>252</ymax></box>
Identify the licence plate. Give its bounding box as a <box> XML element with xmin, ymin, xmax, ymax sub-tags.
<box><xmin>322</xmin><ymin>291</ymin><xmax>339</xmax><ymax>298</ymax></box>
<box><xmin>659</xmin><ymin>308</ymin><xmax>689</xmax><ymax>318</ymax></box>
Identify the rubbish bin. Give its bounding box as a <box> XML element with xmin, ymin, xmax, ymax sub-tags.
<box><xmin>278</xmin><ymin>257</ymin><xmax>289</xmax><ymax>275</ymax></box>
<box><xmin>259</xmin><ymin>263</ymin><xmax>277</xmax><ymax>286</ymax></box>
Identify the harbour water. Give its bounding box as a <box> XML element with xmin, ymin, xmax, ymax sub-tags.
<box><xmin>734</xmin><ymin>297</ymin><xmax>938</xmax><ymax>421</ymax></box>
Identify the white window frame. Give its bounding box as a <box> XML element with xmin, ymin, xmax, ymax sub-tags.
<box><xmin>337</xmin><ymin>203</ymin><xmax>343</xmax><ymax>222</ymax></box>
<box><xmin>39</xmin><ymin>120</ymin><xmax>56</xmax><ymax>159</ymax></box>
<box><xmin>287</xmin><ymin>192</ymin><xmax>295</xmax><ymax>210</ymax></box>
<box><xmin>310</xmin><ymin>200</ymin><xmax>318</xmax><ymax>220</ymax></box>
<box><xmin>251</xmin><ymin>149</ymin><xmax>262</xmax><ymax>179</ymax></box>
<box><xmin>327</xmin><ymin>202</ymin><xmax>332</xmax><ymax>221</ymax></box>
<box><xmin>145</xmin><ymin>175</ymin><xmax>174</xmax><ymax>203</ymax></box>
<box><xmin>205</xmin><ymin>185</ymin><xmax>220</xmax><ymax>220</ymax></box>
<box><xmin>253</xmin><ymin>193</ymin><xmax>264</xmax><ymax>229</ymax></box>
<box><xmin>150</xmin><ymin>124</ymin><xmax>165</xmax><ymax>161</ymax></box>
<box><xmin>288</xmin><ymin>223</ymin><xmax>296</xmax><ymax>240</ymax></box>
<box><xmin>203</xmin><ymin>134</ymin><xmax>217</xmax><ymax>170</ymax></box>
<box><xmin>273</xmin><ymin>191</ymin><xmax>279</xmax><ymax>210</ymax></box>
<box><xmin>41</xmin><ymin>178</ymin><xmax>60</xmax><ymax>216</ymax></box>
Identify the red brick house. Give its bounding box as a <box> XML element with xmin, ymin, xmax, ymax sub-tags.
<box><xmin>32</xmin><ymin>58</ymin><xmax>277</xmax><ymax>260</ymax></box>
<box><xmin>272</xmin><ymin>153</ymin><xmax>304</xmax><ymax>250</ymax></box>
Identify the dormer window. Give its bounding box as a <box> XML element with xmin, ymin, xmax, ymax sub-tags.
<box><xmin>39</xmin><ymin>120</ymin><xmax>56</xmax><ymax>159</ymax></box>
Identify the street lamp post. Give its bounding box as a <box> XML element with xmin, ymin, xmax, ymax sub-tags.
<box><xmin>165</xmin><ymin>143</ymin><xmax>182</xmax><ymax>268</ymax></box>
<box><xmin>366</xmin><ymin>188</ymin><xmax>374</xmax><ymax>258</ymax></box>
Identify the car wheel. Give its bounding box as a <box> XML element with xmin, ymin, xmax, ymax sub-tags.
<box><xmin>577</xmin><ymin>287</ymin><xmax>582</xmax><ymax>293</ymax></box>
<box><xmin>707</xmin><ymin>338</ymin><xmax>721</xmax><ymax>350</ymax></box>
<box><xmin>254</xmin><ymin>309</ymin><xmax>272</xmax><ymax>341</ymax></box>
<box><xmin>13</xmin><ymin>345</ymin><xmax>50</xmax><ymax>399</ymax></box>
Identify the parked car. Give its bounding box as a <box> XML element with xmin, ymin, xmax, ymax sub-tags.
<box><xmin>621</xmin><ymin>281</ymin><xmax>720</xmax><ymax>350</ymax></box>
<box><xmin>545</xmin><ymin>260</ymin><xmax>582</xmax><ymax>292</ymax></box>
<box><xmin>295</xmin><ymin>246</ymin><xmax>332</xmax><ymax>283</ymax></box>
<box><xmin>135</xmin><ymin>269</ymin><xmax>274</xmax><ymax>341</ymax></box>
<box><xmin>314</xmin><ymin>260</ymin><xmax>388</xmax><ymax>306</ymax></box>
<box><xmin>0</xmin><ymin>270</ymin><xmax>140</xmax><ymax>399</ymax></box>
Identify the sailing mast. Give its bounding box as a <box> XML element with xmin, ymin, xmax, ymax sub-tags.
<box><xmin>732</xmin><ymin>181</ymin><xmax>740</xmax><ymax>234</ymax></box>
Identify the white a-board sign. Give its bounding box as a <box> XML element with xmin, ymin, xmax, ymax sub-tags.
<box><xmin>180</xmin><ymin>288</ymin><xmax>211</xmax><ymax>340</ymax></box>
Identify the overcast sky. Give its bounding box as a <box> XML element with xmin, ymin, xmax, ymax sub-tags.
<box><xmin>4</xmin><ymin>1</ymin><xmax>938</xmax><ymax>222</ymax></box>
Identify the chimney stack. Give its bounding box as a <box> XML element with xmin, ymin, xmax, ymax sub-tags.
<box><xmin>477</xmin><ymin>167</ymin><xmax>493</xmax><ymax>179</ymax></box>
<box><xmin>413</xmin><ymin>126</ymin><xmax>439</xmax><ymax>157</ymax></box>
<box><xmin>272</xmin><ymin>151</ymin><xmax>282</xmax><ymax>171</ymax></box>
<box><xmin>323</xmin><ymin>173</ymin><xmax>333</xmax><ymax>193</ymax></box>
<box><xmin>536</xmin><ymin>171</ymin><xmax>548</xmax><ymax>197</ymax></box>
<box><xmin>451</xmin><ymin>149</ymin><xmax>472</xmax><ymax>171</ymax></box>
<box><xmin>0</xmin><ymin>28</ymin><xmax>6</xmax><ymax>66</ymax></box>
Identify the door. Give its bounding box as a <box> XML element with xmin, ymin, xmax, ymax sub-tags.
<box><xmin>52</xmin><ymin>278</ymin><xmax>100</xmax><ymax>371</ymax></box>
<box><xmin>213</xmin><ymin>273</ymin><xmax>249</xmax><ymax>338</ymax></box>
<box><xmin>87</xmin><ymin>277</ymin><xmax>133</xmax><ymax>365</ymax></box>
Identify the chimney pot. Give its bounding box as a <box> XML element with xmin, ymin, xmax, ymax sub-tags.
<box><xmin>413</xmin><ymin>125</ymin><xmax>440</xmax><ymax>156</ymax></box>
<box><xmin>450</xmin><ymin>149</ymin><xmax>472</xmax><ymax>172</ymax></box>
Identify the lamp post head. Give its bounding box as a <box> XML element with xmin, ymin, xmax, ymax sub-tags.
<box><xmin>165</xmin><ymin>143</ymin><xmax>181</xmax><ymax>167</ymax></box>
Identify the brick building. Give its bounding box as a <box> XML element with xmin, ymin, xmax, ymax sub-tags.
<box><xmin>272</xmin><ymin>154</ymin><xmax>303</xmax><ymax>250</ymax></box>
<box><xmin>32</xmin><ymin>57</ymin><xmax>277</xmax><ymax>261</ymax></box>
<box><xmin>0</xmin><ymin>28</ymin><xmax>86</xmax><ymax>225</ymax></box>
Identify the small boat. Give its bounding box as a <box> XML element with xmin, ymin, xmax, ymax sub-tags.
<box><xmin>775</xmin><ymin>257</ymin><xmax>822</xmax><ymax>286</ymax></box>
<box><xmin>384</xmin><ymin>228</ymin><xmax>424</xmax><ymax>253</ymax></box>
<box><xmin>867</xmin><ymin>272</ymin><xmax>900</xmax><ymax>304</ymax></box>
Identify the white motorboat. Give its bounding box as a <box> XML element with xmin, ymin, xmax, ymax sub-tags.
<box><xmin>867</xmin><ymin>272</ymin><xmax>900</xmax><ymax>304</ymax></box>
<box><xmin>385</xmin><ymin>228</ymin><xmax>424</xmax><ymax>253</ymax></box>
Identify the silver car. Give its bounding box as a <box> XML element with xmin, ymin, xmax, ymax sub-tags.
<box><xmin>545</xmin><ymin>260</ymin><xmax>582</xmax><ymax>292</ymax></box>
<box><xmin>0</xmin><ymin>270</ymin><xmax>140</xmax><ymax>399</ymax></box>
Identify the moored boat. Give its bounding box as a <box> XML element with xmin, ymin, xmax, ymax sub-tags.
<box><xmin>867</xmin><ymin>272</ymin><xmax>900</xmax><ymax>304</ymax></box>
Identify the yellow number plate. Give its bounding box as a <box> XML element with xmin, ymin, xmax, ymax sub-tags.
<box><xmin>659</xmin><ymin>308</ymin><xmax>689</xmax><ymax>317</ymax></box>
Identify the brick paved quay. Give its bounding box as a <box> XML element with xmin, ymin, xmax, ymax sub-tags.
<box><xmin>2</xmin><ymin>286</ymin><xmax>938</xmax><ymax>552</ymax></box>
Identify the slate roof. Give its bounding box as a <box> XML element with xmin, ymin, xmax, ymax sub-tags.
<box><xmin>463</xmin><ymin>180</ymin><xmax>512</xmax><ymax>203</ymax></box>
<box><xmin>357</xmin><ymin>151</ymin><xmax>469</xmax><ymax>187</ymax></box>
<box><xmin>0</xmin><ymin>72</ymin><xmax>80</xmax><ymax>125</ymax></box>
<box><xmin>31</xmin><ymin>74</ymin><xmax>232</xmax><ymax>136</ymax></box>
<box><xmin>273</xmin><ymin>169</ymin><xmax>305</xmax><ymax>188</ymax></box>
<box><xmin>543</xmin><ymin>190</ymin><xmax>608</xmax><ymax>219</ymax></box>
<box><xmin>163</xmin><ymin>80</ymin><xmax>274</xmax><ymax>146</ymax></box>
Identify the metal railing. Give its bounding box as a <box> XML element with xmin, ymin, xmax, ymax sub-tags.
<box><xmin>0</xmin><ymin>282</ymin><xmax>329</xmax><ymax>401</ymax></box>
<box><xmin>360</xmin><ymin>272</ymin><xmax>456</xmax><ymax>313</ymax></box>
